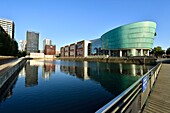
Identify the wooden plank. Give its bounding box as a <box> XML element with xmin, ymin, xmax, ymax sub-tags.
<box><xmin>143</xmin><ymin>64</ymin><xmax>170</xmax><ymax>113</ymax></box>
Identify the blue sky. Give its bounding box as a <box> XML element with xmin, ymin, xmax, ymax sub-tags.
<box><xmin>1</xmin><ymin>0</ymin><xmax>170</xmax><ymax>50</ymax></box>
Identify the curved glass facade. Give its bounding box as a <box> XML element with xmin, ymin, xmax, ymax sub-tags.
<box><xmin>101</xmin><ymin>21</ymin><xmax>156</xmax><ymax>50</ymax></box>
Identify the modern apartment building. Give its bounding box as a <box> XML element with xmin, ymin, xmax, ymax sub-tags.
<box><xmin>0</xmin><ymin>18</ymin><xmax>15</xmax><ymax>39</ymax></box>
<box><xmin>26</xmin><ymin>31</ymin><xmax>39</xmax><ymax>54</ymax></box>
<box><xmin>69</xmin><ymin>43</ymin><xmax>76</xmax><ymax>57</ymax></box>
<box><xmin>60</xmin><ymin>40</ymin><xmax>91</xmax><ymax>57</ymax></box>
<box><xmin>64</xmin><ymin>45</ymin><xmax>70</xmax><ymax>57</ymax></box>
<box><xmin>76</xmin><ymin>40</ymin><xmax>91</xmax><ymax>57</ymax></box>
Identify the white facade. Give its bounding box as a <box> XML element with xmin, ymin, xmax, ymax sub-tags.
<box><xmin>43</xmin><ymin>39</ymin><xmax>52</xmax><ymax>50</ymax></box>
<box><xmin>19</xmin><ymin>40</ymin><xmax>27</xmax><ymax>51</ymax></box>
<box><xmin>29</xmin><ymin>53</ymin><xmax>44</xmax><ymax>58</ymax></box>
<box><xmin>84</xmin><ymin>40</ymin><xmax>91</xmax><ymax>57</ymax></box>
<box><xmin>0</xmin><ymin>18</ymin><xmax>14</xmax><ymax>39</ymax></box>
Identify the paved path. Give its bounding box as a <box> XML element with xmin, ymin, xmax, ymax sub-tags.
<box><xmin>157</xmin><ymin>58</ymin><xmax>170</xmax><ymax>64</ymax></box>
<box><xmin>0</xmin><ymin>58</ymin><xmax>18</xmax><ymax>74</ymax></box>
<box><xmin>0</xmin><ymin>58</ymin><xmax>17</xmax><ymax>65</ymax></box>
<box><xmin>142</xmin><ymin>64</ymin><xmax>170</xmax><ymax>113</ymax></box>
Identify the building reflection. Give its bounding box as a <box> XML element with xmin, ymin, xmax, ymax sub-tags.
<box><xmin>25</xmin><ymin>60</ymin><xmax>38</xmax><ymax>87</ymax></box>
<box><xmin>60</xmin><ymin>61</ymin><xmax>151</xmax><ymax>80</ymax></box>
<box><xmin>18</xmin><ymin>66</ymin><xmax>26</xmax><ymax>77</ymax></box>
<box><xmin>60</xmin><ymin>61</ymin><xmax>152</xmax><ymax>96</ymax></box>
<box><xmin>0</xmin><ymin>60</ymin><xmax>56</xmax><ymax>102</ymax></box>
<box><xmin>0</xmin><ymin>60</ymin><xmax>153</xmax><ymax>104</ymax></box>
<box><xmin>103</xmin><ymin>63</ymin><xmax>150</xmax><ymax>76</ymax></box>
<box><xmin>60</xmin><ymin>61</ymin><xmax>89</xmax><ymax>80</ymax></box>
<box><xmin>30</xmin><ymin>60</ymin><xmax>44</xmax><ymax>66</ymax></box>
<box><xmin>42</xmin><ymin>62</ymin><xmax>55</xmax><ymax>80</ymax></box>
<box><xmin>25</xmin><ymin>60</ymin><xmax>56</xmax><ymax>86</ymax></box>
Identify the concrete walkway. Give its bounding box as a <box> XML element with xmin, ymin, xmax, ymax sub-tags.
<box><xmin>142</xmin><ymin>64</ymin><xmax>170</xmax><ymax>113</ymax></box>
<box><xmin>0</xmin><ymin>59</ymin><xmax>18</xmax><ymax>73</ymax></box>
<box><xmin>0</xmin><ymin>58</ymin><xmax>17</xmax><ymax>65</ymax></box>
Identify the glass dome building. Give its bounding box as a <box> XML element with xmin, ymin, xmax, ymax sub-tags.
<box><xmin>100</xmin><ymin>21</ymin><xmax>157</xmax><ymax>56</ymax></box>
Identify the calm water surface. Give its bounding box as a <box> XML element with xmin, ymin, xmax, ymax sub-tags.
<box><xmin>0</xmin><ymin>60</ymin><xmax>154</xmax><ymax>113</ymax></box>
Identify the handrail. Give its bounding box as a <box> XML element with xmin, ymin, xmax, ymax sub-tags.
<box><xmin>96</xmin><ymin>63</ymin><xmax>161</xmax><ymax>113</ymax></box>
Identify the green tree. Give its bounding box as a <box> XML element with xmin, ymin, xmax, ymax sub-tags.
<box><xmin>11</xmin><ymin>40</ymin><xmax>18</xmax><ymax>56</ymax></box>
<box><xmin>166</xmin><ymin>47</ymin><xmax>170</xmax><ymax>55</ymax></box>
<box><xmin>18</xmin><ymin>51</ymin><xmax>26</xmax><ymax>57</ymax></box>
<box><xmin>153</xmin><ymin>46</ymin><xmax>165</xmax><ymax>58</ymax></box>
<box><xmin>0</xmin><ymin>26</ymin><xmax>18</xmax><ymax>56</ymax></box>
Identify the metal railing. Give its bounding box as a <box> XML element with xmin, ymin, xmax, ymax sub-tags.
<box><xmin>96</xmin><ymin>63</ymin><xmax>162</xmax><ymax>113</ymax></box>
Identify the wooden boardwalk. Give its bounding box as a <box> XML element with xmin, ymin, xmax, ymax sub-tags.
<box><xmin>142</xmin><ymin>64</ymin><xmax>170</xmax><ymax>113</ymax></box>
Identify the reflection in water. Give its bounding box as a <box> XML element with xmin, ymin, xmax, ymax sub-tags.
<box><xmin>0</xmin><ymin>72</ymin><xmax>18</xmax><ymax>103</ymax></box>
<box><xmin>0</xmin><ymin>60</ymin><xmax>154</xmax><ymax>113</ymax></box>
<box><xmin>0</xmin><ymin>59</ymin><xmax>56</xmax><ymax>101</ymax></box>
<box><xmin>24</xmin><ymin>60</ymin><xmax>56</xmax><ymax>87</ymax></box>
<box><xmin>18</xmin><ymin>67</ymin><xmax>26</xmax><ymax>77</ymax></box>
<box><xmin>60</xmin><ymin>61</ymin><xmax>150</xmax><ymax>79</ymax></box>
<box><xmin>25</xmin><ymin>61</ymin><xmax>38</xmax><ymax>87</ymax></box>
<box><xmin>60</xmin><ymin>61</ymin><xmax>151</xmax><ymax>96</ymax></box>
<box><xmin>60</xmin><ymin>61</ymin><xmax>90</xmax><ymax>80</ymax></box>
<box><xmin>42</xmin><ymin>63</ymin><xmax>55</xmax><ymax>80</ymax></box>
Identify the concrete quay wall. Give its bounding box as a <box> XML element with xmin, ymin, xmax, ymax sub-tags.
<box><xmin>0</xmin><ymin>58</ymin><xmax>26</xmax><ymax>90</ymax></box>
<box><xmin>59</xmin><ymin>57</ymin><xmax>156</xmax><ymax>64</ymax></box>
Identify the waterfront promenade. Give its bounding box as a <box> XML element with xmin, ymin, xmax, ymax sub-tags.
<box><xmin>143</xmin><ymin>64</ymin><xmax>170</xmax><ymax>113</ymax></box>
<box><xmin>0</xmin><ymin>56</ymin><xmax>17</xmax><ymax>65</ymax></box>
<box><xmin>0</xmin><ymin>58</ymin><xmax>17</xmax><ymax>73</ymax></box>
<box><xmin>0</xmin><ymin>57</ymin><xmax>26</xmax><ymax>89</ymax></box>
